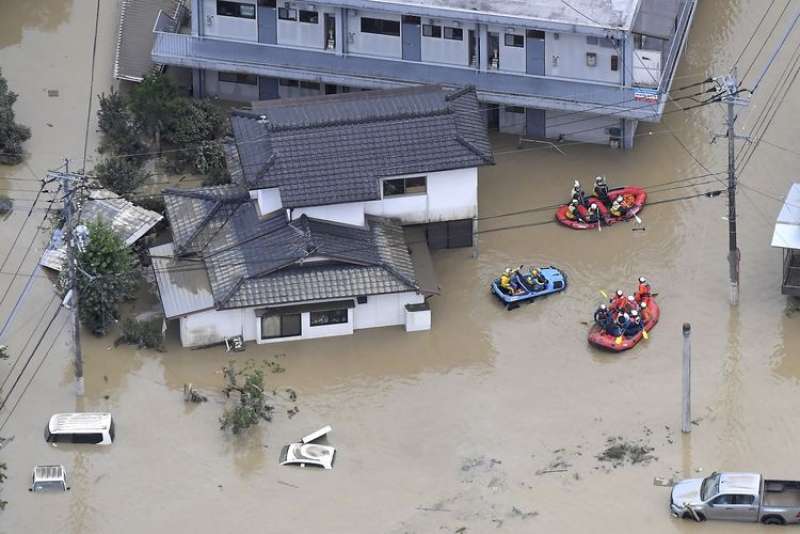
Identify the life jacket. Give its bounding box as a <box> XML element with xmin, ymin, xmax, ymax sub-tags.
<box><xmin>611</xmin><ymin>296</ymin><xmax>627</xmax><ymax>311</ymax></box>
<box><xmin>636</xmin><ymin>283</ymin><xmax>651</xmax><ymax>301</ymax></box>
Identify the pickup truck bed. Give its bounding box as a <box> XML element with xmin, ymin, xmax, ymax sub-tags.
<box><xmin>764</xmin><ymin>480</ymin><xmax>800</xmax><ymax>508</ymax></box>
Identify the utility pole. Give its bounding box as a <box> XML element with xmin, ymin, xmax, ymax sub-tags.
<box><xmin>59</xmin><ymin>161</ymin><xmax>85</xmax><ymax>396</ymax></box>
<box><xmin>681</xmin><ymin>323</ymin><xmax>691</xmax><ymax>433</ymax></box>
<box><xmin>714</xmin><ymin>69</ymin><xmax>749</xmax><ymax>306</ymax></box>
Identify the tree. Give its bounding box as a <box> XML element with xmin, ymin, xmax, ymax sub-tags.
<box><xmin>162</xmin><ymin>98</ymin><xmax>230</xmax><ymax>181</ymax></box>
<box><xmin>0</xmin><ymin>461</ymin><xmax>6</xmax><ymax>510</ymax></box>
<box><xmin>0</xmin><ymin>69</ymin><xmax>31</xmax><ymax>165</ymax></box>
<box><xmin>93</xmin><ymin>157</ymin><xmax>150</xmax><ymax>197</ymax></box>
<box><xmin>128</xmin><ymin>72</ymin><xmax>179</xmax><ymax>150</ymax></box>
<box><xmin>74</xmin><ymin>219</ymin><xmax>139</xmax><ymax>336</ymax></box>
<box><xmin>97</xmin><ymin>89</ymin><xmax>144</xmax><ymax>155</ymax></box>
<box><xmin>220</xmin><ymin>361</ymin><xmax>274</xmax><ymax>434</ymax></box>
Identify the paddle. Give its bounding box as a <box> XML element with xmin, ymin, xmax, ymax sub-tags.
<box><xmin>634</xmin><ymin>213</ymin><xmax>643</xmax><ymax>224</ymax></box>
<box><xmin>615</xmin><ymin>335</ymin><xmax>623</xmax><ymax>345</ymax></box>
<box><xmin>642</xmin><ymin>329</ymin><xmax>649</xmax><ymax>340</ymax></box>
<box><xmin>599</xmin><ymin>289</ymin><xmax>609</xmax><ymax>300</ymax></box>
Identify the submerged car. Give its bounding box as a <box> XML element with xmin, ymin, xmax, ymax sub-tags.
<box><xmin>30</xmin><ymin>465</ymin><xmax>69</xmax><ymax>492</ymax></box>
<box><xmin>280</xmin><ymin>426</ymin><xmax>335</xmax><ymax>470</ymax></box>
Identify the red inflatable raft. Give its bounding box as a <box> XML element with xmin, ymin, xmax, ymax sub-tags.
<box><xmin>588</xmin><ymin>298</ymin><xmax>660</xmax><ymax>352</ymax></box>
<box><xmin>555</xmin><ymin>186</ymin><xmax>647</xmax><ymax>230</ymax></box>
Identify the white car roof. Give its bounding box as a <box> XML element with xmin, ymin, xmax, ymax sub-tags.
<box><xmin>48</xmin><ymin>412</ymin><xmax>112</xmax><ymax>433</ymax></box>
<box><xmin>33</xmin><ymin>465</ymin><xmax>66</xmax><ymax>483</ymax></box>
<box><xmin>719</xmin><ymin>473</ymin><xmax>761</xmax><ymax>495</ymax></box>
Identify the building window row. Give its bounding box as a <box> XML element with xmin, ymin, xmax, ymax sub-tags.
<box><xmin>504</xmin><ymin>33</ymin><xmax>524</xmax><ymax>48</ymax></box>
<box><xmin>219</xmin><ymin>71</ymin><xmax>258</xmax><ymax>85</ymax></box>
<box><xmin>361</xmin><ymin>17</ymin><xmax>401</xmax><ymax>37</ymax></box>
<box><xmin>422</xmin><ymin>24</ymin><xmax>463</xmax><ymax>41</ymax></box>
<box><xmin>383</xmin><ymin>176</ymin><xmax>427</xmax><ymax>197</ymax></box>
<box><xmin>216</xmin><ymin>0</ymin><xmax>255</xmax><ymax>19</ymax></box>
<box><xmin>279</xmin><ymin>7</ymin><xmax>319</xmax><ymax>23</ymax></box>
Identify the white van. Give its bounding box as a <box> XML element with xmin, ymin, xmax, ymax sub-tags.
<box><xmin>44</xmin><ymin>413</ymin><xmax>114</xmax><ymax>445</ymax></box>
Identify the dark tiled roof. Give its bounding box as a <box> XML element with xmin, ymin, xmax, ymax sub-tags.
<box><xmin>158</xmin><ymin>189</ymin><xmax>420</xmax><ymax>309</ymax></box>
<box><xmin>230</xmin><ymin>85</ymin><xmax>493</xmax><ymax>208</ymax></box>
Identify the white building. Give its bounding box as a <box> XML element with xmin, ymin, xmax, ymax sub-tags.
<box><xmin>151</xmin><ymin>85</ymin><xmax>491</xmax><ymax>347</ymax></box>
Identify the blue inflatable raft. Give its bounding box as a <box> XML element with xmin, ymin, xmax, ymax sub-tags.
<box><xmin>491</xmin><ymin>266</ymin><xmax>568</xmax><ymax>309</ymax></box>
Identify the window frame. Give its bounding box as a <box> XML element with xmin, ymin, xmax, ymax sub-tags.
<box><xmin>610</xmin><ymin>54</ymin><xmax>619</xmax><ymax>72</ymax></box>
<box><xmin>217</xmin><ymin>0</ymin><xmax>256</xmax><ymax>19</ymax></box>
<box><xmin>299</xmin><ymin>81</ymin><xmax>321</xmax><ymax>90</ymax></box>
<box><xmin>261</xmin><ymin>313</ymin><xmax>302</xmax><ymax>339</ymax></box>
<box><xmin>504</xmin><ymin>33</ymin><xmax>524</xmax><ymax>48</ymax></box>
<box><xmin>298</xmin><ymin>9</ymin><xmax>318</xmax><ymax>24</ymax></box>
<box><xmin>309</xmin><ymin>308</ymin><xmax>349</xmax><ymax>327</ymax></box>
<box><xmin>586</xmin><ymin>52</ymin><xmax>598</xmax><ymax>67</ymax></box>
<box><xmin>443</xmin><ymin>26</ymin><xmax>463</xmax><ymax>41</ymax></box>
<box><xmin>360</xmin><ymin>17</ymin><xmax>401</xmax><ymax>37</ymax></box>
<box><xmin>218</xmin><ymin>72</ymin><xmax>258</xmax><ymax>86</ymax></box>
<box><xmin>278</xmin><ymin>7</ymin><xmax>297</xmax><ymax>20</ymax></box>
<box><xmin>382</xmin><ymin>176</ymin><xmax>427</xmax><ymax>197</ymax></box>
<box><xmin>422</xmin><ymin>24</ymin><xmax>442</xmax><ymax>38</ymax></box>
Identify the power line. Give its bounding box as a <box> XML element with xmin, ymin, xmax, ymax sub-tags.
<box><xmin>734</xmin><ymin>0</ymin><xmax>780</xmax><ymax>73</ymax></box>
<box><xmin>0</xmin><ymin>296</ymin><xmax>59</xmax><ymax>395</ymax></box>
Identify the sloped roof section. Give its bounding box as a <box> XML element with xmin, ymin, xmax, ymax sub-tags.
<box><xmin>150</xmin><ymin>242</ymin><xmax>215</xmax><ymax>318</ymax></box>
<box><xmin>771</xmin><ymin>183</ymin><xmax>800</xmax><ymax>250</ymax></box>
<box><xmin>230</xmin><ymin>85</ymin><xmax>493</xmax><ymax>208</ymax></box>
<box><xmin>115</xmin><ymin>0</ymin><xmax>183</xmax><ymax>82</ymax></box>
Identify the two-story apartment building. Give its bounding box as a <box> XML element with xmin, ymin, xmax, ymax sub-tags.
<box><xmin>150</xmin><ymin>0</ymin><xmax>696</xmax><ymax>148</ymax></box>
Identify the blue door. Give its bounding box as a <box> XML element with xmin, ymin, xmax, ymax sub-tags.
<box><xmin>526</xmin><ymin>108</ymin><xmax>546</xmax><ymax>138</ymax></box>
<box><xmin>402</xmin><ymin>16</ymin><xmax>421</xmax><ymax>62</ymax></box>
<box><xmin>526</xmin><ymin>30</ymin><xmax>545</xmax><ymax>75</ymax></box>
<box><xmin>257</xmin><ymin>1</ymin><xmax>277</xmax><ymax>44</ymax></box>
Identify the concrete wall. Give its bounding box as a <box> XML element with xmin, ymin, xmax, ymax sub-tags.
<box><xmin>492</xmin><ymin>27</ymin><xmax>526</xmax><ymax>73</ymax></box>
<box><xmin>353</xmin><ymin>292</ymin><xmax>424</xmax><ymax>329</ymax></box>
<box><xmin>204</xmin><ymin>69</ymin><xmax>259</xmax><ymax>100</ymax></box>
<box><xmin>179</xmin><ymin>307</ymin><xmax>257</xmax><ymax>347</ymax></box>
<box><xmin>203</xmin><ymin>0</ymin><xmax>258</xmax><ymax>41</ymax></box>
<box><xmin>499</xmin><ymin>106</ymin><xmax>525</xmax><ymax>135</ymax></box>
<box><xmin>420</xmin><ymin>22</ymin><xmax>469</xmax><ymax>66</ymax></box>
<box><xmin>546</xmin><ymin>31</ymin><xmax>623</xmax><ymax>84</ymax></box>
<box><xmin>546</xmin><ymin>110</ymin><xmax>618</xmax><ymax>145</ymax></box>
<box><xmin>347</xmin><ymin>10</ymin><xmax>402</xmax><ymax>58</ymax></box>
<box><xmin>276</xmin><ymin>4</ymin><xmax>331</xmax><ymax>49</ymax></box>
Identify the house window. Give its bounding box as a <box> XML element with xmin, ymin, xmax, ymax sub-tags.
<box><xmin>586</xmin><ymin>36</ymin><xmax>599</xmax><ymax>46</ymax></box>
<box><xmin>422</xmin><ymin>24</ymin><xmax>441</xmax><ymax>38</ymax></box>
<box><xmin>599</xmin><ymin>37</ymin><xmax>616</xmax><ymax>48</ymax></box>
<box><xmin>504</xmin><ymin>33</ymin><xmax>524</xmax><ymax>47</ymax></box>
<box><xmin>218</xmin><ymin>72</ymin><xmax>258</xmax><ymax>85</ymax></box>
<box><xmin>610</xmin><ymin>55</ymin><xmax>619</xmax><ymax>71</ymax></box>
<box><xmin>261</xmin><ymin>313</ymin><xmax>301</xmax><ymax>339</ymax></box>
<box><xmin>505</xmin><ymin>106</ymin><xmax>525</xmax><ymax>114</ymax></box>
<box><xmin>217</xmin><ymin>1</ymin><xmax>255</xmax><ymax>19</ymax></box>
<box><xmin>310</xmin><ymin>308</ymin><xmax>348</xmax><ymax>327</ymax></box>
<box><xmin>586</xmin><ymin>52</ymin><xmax>598</xmax><ymax>67</ymax></box>
<box><xmin>360</xmin><ymin>17</ymin><xmax>400</xmax><ymax>37</ymax></box>
<box><xmin>299</xmin><ymin>81</ymin><xmax>321</xmax><ymax>90</ymax></box>
<box><xmin>278</xmin><ymin>7</ymin><xmax>297</xmax><ymax>20</ymax></box>
<box><xmin>443</xmin><ymin>27</ymin><xmax>463</xmax><ymax>40</ymax></box>
<box><xmin>280</xmin><ymin>79</ymin><xmax>299</xmax><ymax>87</ymax></box>
<box><xmin>527</xmin><ymin>29</ymin><xmax>545</xmax><ymax>40</ymax></box>
<box><xmin>298</xmin><ymin>10</ymin><xmax>318</xmax><ymax>24</ymax></box>
<box><xmin>383</xmin><ymin>176</ymin><xmax>427</xmax><ymax>197</ymax></box>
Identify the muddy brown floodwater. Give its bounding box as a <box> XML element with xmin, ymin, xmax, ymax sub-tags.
<box><xmin>2</xmin><ymin>0</ymin><xmax>800</xmax><ymax>532</ymax></box>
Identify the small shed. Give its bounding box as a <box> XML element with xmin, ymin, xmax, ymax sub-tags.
<box><xmin>770</xmin><ymin>183</ymin><xmax>800</xmax><ymax>296</ymax></box>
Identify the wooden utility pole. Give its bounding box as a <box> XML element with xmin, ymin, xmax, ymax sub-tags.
<box><xmin>60</xmin><ymin>162</ymin><xmax>85</xmax><ymax>396</ymax></box>
<box><xmin>681</xmin><ymin>323</ymin><xmax>691</xmax><ymax>433</ymax></box>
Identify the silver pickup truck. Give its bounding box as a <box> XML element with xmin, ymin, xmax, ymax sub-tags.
<box><xmin>670</xmin><ymin>472</ymin><xmax>800</xmax><ymax>525</ymax></box>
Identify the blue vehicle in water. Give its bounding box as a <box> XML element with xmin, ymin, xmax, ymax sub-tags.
<box><xmin>491</xmin><ymin>266</ymin><xmax>568</xmax><ymax>309</ymax></box>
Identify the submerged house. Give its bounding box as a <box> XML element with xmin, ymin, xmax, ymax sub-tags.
<box><xmin>771</xmin><ymin>183</ymin><xmax>800</xmax><ymax>296</ymax></box>
<box><xmin>151</xmin><ymin>85</ymin><xmax>490</xmax><ymax>347</ymax></box>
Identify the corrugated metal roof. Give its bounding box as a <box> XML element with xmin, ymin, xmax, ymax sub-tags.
<box><xmin>115</xmin><ymin>0</ymin><xmax>182</xmax><ymax>82</ymax></box>
<box><xmin>41</xmin><ymin>188</ymin><xmax>163</xmax><ymax>271</ymax></box>
<box><xmin>150</xmin><ymin>242</ymin><xmax>215</xmax><ymax>318</ymax></box>
<box><xmin>771</xmin><ymin>183</ymin><xmax>800</xmax><ymax>249</ymax></box>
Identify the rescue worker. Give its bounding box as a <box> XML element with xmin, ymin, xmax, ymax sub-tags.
<box><xmin>623</xmin><ymin>295</ymin><xmax>639</xmax><ymax>313</ymax></box>
<box><xmin>640</xmin><ymin>300</ymin><xmax>650</xmax><ymax>322</ymax></box>
<box><xmin>585</xmin><ymin>202</ymin><xmax>600</xmax><ymax>223</ymax></box>
<box><xmin>527</xmin><ymin>267</ymin><xmax>547</xmax><ymax>291</ymax></box>
<box><xmin>610</xmin><ymin>289</ymin><xmax>626</xmax><ymax>311</ymax></box>
<box><xmin>626</xmin><ymin>309</ymin><xmax>643</xmax><ymax>335</ymax></box>
<box><xmin>609</xmin><ymin>195</ymin><xmax>627</xmax><ymax>218</ymax></box>
<box><xmin>635</xmin><ymin>276</ymin><xmax>652</xmax><ymax>303</ymax></box>
<box><xmin>608</xmin><ymin>312</ymin><xmax>629</xmax><ymax>337</ymax></box>
<box><xmin>594</xmin><ymin>176</ymin><xmax>610</xmax><ymax>206</ymax></box>
<box><xmin>571</xmin><ymin>180</ymin><xmax>586</xmax><ymax>207</ymax></box>
<box><xmin>499</xmin><ymin>268</ymin><xmax>513</xmax><ymax>295</ymax></box>
<box><xmin>594</xmin><ymin>304</ymin><xmax>611</xmax><ymax>329</ymax></box>
<box><xmin>564</xmin><ymin>199</ymin><xmax>580</xmax><ymax>221</ymax></box>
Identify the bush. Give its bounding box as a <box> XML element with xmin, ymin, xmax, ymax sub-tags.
<box><xmin>0</xmin><ymin>194</ymin><xmax>11</xmax><ymax>216</ymax></box>
<box><xmin>164</xmin><ymin>99</ymin><xmax>229</xmax><ymax>177</ymax></box>
<box><xmin>116</xmin><ymin>318</ymin><xmax>164</xmax><ymax>351</ymax></box>
<box><xmin>128</xmin><ymin>72</ymin><xmax>179</xmax><ymax>145</ymax></box>
<box><xmin>220</xmin><ymin>361</ymin><xmax>274</xmax><ymax>434</ymax></box>
<box><xmin>93</xmin><ymin>157</ymin><xmax>150</xmax><ymax>197</ymax></box>
<box><xmin>97</xmin><ymin>89</ymin><xmax>144</xmax><ymax>155</ymax></box>
<box><xmin>73</xmin><ymin>220</ymin><xmax>140</xmax><ymax>336</ymax></box>
<box><xmin>0</xmin><ymin>69</ymin><xmax>31</xmax><ymax>165</ymax></box>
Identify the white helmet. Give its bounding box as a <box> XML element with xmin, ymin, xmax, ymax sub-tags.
<box><xmin>631</xmin><ymin>309</ymin><xmax>639</xmax><ymax>317</ymax></box>
<box><xmin>616</xmin><ymin>289</ymin><xmax>624</xmax><ymax>297</ymax></box>
<box><xmin>599</xmin><ymin>304</ymin><xmax>607</xmax><ymax>310</ymax></box>
<box><xmin>639</xmin><ymin>276</ymin><xmax>647</xmax><ymax>284</ymax></box>
<box><xmin>640</xmin><ymin>301</ymin><xmax>648</xmax><ymax>309</ymax></box>
<box><xmin>595</xmin><ymin>176</ymin><xmax>603</xmax><ymax>183</ymax></box>
<box><xmin>616</xmin><ymin>196</ymin><xmax>623</xmax><ymax>202</ymax></box>
<box><xmin>627</xmin><ymin>295</ymin><xmax>635</xmax><ymax>302</ymax></box>
<box><xmin>590</xmin><ymin>203</ymin><xmax>597</xmax><ymax>209</ymax></box>
<box><xmin>573</xmin><ymin>180</ymin><xmax>580</xmax><ymax>188</ymax></box>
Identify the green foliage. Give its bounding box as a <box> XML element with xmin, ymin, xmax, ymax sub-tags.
<box><xmin>75</xmin><ymin>220</ymin><xmax>140</xmax><ymax>336</ymax></box>
<box><xmin>0</xmin><ymin>461</ymin><xmax>6</xmax><ymax>509</ymax></box>
<box><xmin>116</xmin><ymin>318</ymin><xmax>164</xmax><ymax>351</ymax></box>
<box><xmin>93</xmin><ymin>157</ymin><xmax>151</xmax><ymax>197</ymax></box>
<box><xmin>220</xmin><ymin>361</ymin><xmax>274</xmax><ymax>435</ymax></box>
<box><xmin>128</xmin><ymin>72</ymin><xmax>179</xmax><ymax>141</ymax></box>
<box><xmin>163</xmin><ymin>98</ymin><xmax>230</xmax><ymax>180</ymax></box>
<box><xmin>0</xmin><ymin>194</ymin><xmax>11</xmax><ymax>216</ymax></box>
<box><xmin>97</xmin><ymin>89</ymin><xmax>144</xmax><ymax>155</ymax></box>
<box><xmin>0</xmin><ymin>69</ymin><xmax>31</xmax><ymax>166</ymax></box>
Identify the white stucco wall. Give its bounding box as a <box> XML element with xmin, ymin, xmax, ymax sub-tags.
<box><xmin>347</xmin><ymin>10</ymin><xmax>402</xmax><ymax>58</ymax></box>
<box><xmin>353</xmin><ymin>292</ymin><xmax>424</xmax><ymax>330</ymax></box>
<box><xmin>546</xmin><ymin>110</ymin><xmax>618</xmax><ymax>145</ymax></box>
<box><xmin>203</xmin><ymin>0</ymin><xmax>258</xmax><ymax>41</ymax></box>
<box><xmin>292</xmin><ymin>202</ymin><xmax>366</xmax><ymax>226</ymax></box>
<box><xmin>545</xmin><ymin>32</ymin><xmax>622</xmax><ymax>84</ymax></box>
<box><xmin>179</xmin><ymin>307</ymin><xmax>257</xmax><ymax>348</ymax></box>
<box><xmin>276</xmin><ymin>5</ymin><xmax>329</xmax><ymax>49</ymax></box>
<box><xmin>497</xmin><ymin>29</ymin><xmax>526</xmax><ymax>73</ymax></box>
<box><xmin>204</xmin><ymin>70</ymin><xmax>260</xmax><ymax>101</ymax></box>
<box><xmin>253</xmin><ymin>187</ymin><xmax>282</xmax><ymax>215</ymax></box>
<box><xmin>421</xmin><ymin>24</ymin><xmax>469</xmax><ymax>66</ymax></box>
<box><xmin>256</xmin><ymin>308</ymin><xmax>355</xmax><ymax>344</ymax></box>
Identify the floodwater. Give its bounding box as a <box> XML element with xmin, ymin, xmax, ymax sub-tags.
<box><xmin>1</xmin><ymin>0</ymin><xmax>800</xmax><ymax>532</ymax></box>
